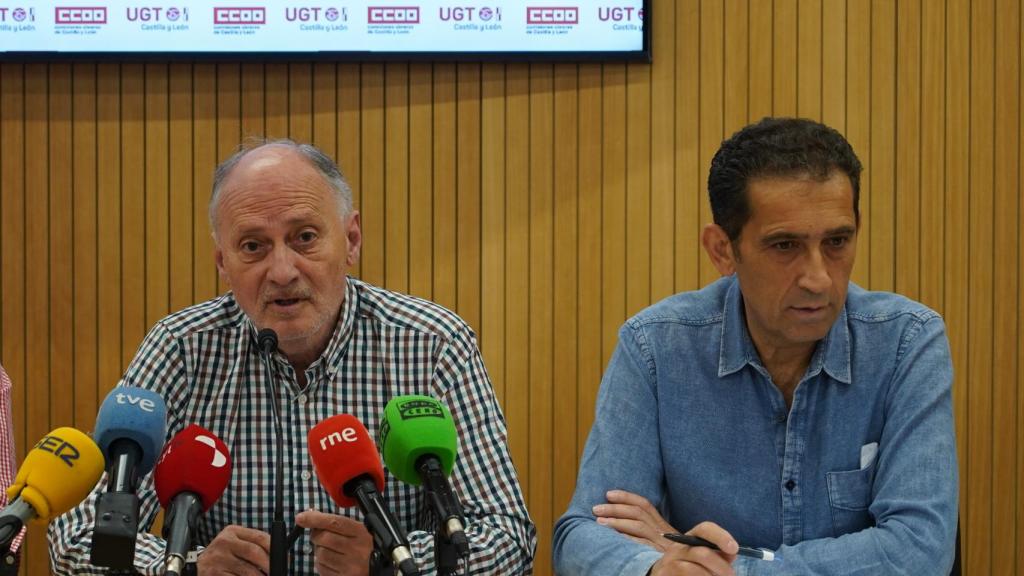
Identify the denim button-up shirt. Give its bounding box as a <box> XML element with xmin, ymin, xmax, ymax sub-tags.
<box><xmin>553</xmin><ymin>275</ymin><xmax>958</xmax><ymax>575</ymax></box>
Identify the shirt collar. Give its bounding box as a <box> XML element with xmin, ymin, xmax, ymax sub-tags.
<box><xmin>718</xmin><ymin>276</ymin><xmax>852</xmax><ymax>384</ymax></box>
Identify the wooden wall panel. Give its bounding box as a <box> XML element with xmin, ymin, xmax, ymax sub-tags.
<box><xmin>1</xmin><ymin>1</ymin><xmax>1021</xmax><ymax>573</ymax></box>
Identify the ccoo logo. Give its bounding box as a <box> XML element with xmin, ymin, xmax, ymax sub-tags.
<box><xmin>55</xmin><ymin>6</ymin><xmax>107</xmax><ymax>24</ymax></box>
<box><xmin>367</xmin><ymin>6</ymin><xmax>419</xmax><ymax>24</ymax></box>
<box><xmin>213</xmin><ymin>6</ymin><xmax>266</xmax><ymax>24</ymax></box>
<box><xmin>526</xmin><ymin>6</ymin><xmax>578</xmax><ymax>24</ymax></box>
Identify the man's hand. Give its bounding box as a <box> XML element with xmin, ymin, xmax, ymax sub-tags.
<box><xmin>295</xmin><ymin>510</ymin><xmax>374</xmax><ymax>576</ymax></box>
<box><xmin>593</xmin><ymin>490</ymin><xmax>738</xmax><ymax>576</ymax></box>
<box><xmin>196</xmin><ymin>524</ymin><xmax>271</xmax><ymax>576</ymax></box>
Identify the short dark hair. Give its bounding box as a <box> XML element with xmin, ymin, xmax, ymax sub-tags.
<box><xmin>707</xmin><ymin>117</ymin><xmax>862</xmax><ymax>242</ymax></box>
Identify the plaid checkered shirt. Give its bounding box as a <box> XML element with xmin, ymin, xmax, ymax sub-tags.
<box><xmin>48</xmin><ymin>278</ymin><xmax>536</xmax><ymax>575</ymax></box>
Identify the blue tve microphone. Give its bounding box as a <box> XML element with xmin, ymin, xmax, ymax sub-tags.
<box><xmin>89</xmin><ymin>386</ymin><xmax>167</xmax><ymax>569</ymax></box>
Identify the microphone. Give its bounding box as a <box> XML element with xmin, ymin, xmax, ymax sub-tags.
<box><xmin>154</xmin><ymin>425</ymin><xmax>232</xmax><ymax>576</ymax></box>
<box><xmin>308</xmin><ymin>415</ymin><xmax>419</xmax><ymax>576</ymax></box>
<box><xmin>0</xmin><ymin>427</ymin><xmax>105</xmax><ymax>552</ymax></box>
<box><xmin>90</xmin><ymin>386</ymin><xmax>167</xmax><ymax>569</ymax></box>
<box><xmin>256</xmin><ymin>328</ymin><xmax>291</xmax><ymax>576</ymax></box>
<box><xmin>379</xmin><ymin>396</ymin><xmax>469</xmax><ymax>560</ymax></box>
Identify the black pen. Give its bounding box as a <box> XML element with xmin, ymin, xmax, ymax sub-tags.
<box><xmin>662</xmin><ymin>533</ymin><xmax>779</xmax><ymax>562</ymax></box>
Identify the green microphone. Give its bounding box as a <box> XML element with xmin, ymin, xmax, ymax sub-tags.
<box><xmin>380</xmin><ymin>395</ymin><xmax>469</xmax><ymax>561</ymax></box>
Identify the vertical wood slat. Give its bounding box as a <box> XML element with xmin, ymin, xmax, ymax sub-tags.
<box><xmin>869</xmin><ymin>0</ymin><xmax>896</xmax><ymax>292</ymax></box>
<box><xmin>676</xmin><ymin>1</ymin><xmax>701</xmax><ymax>294</ymax></box>
<box><xmin>96</xmin><ymin>62</ymin><xmax>123</xmax><ymax>428</ymax></box>
<box><xmin>480</xmin><ymin>63</ymin><xmax>506</xmax><ymax>407</ymax></box>
<box><xmin>797</xmin><ymin>0</ymin><xmax>823</xmax><ymax>120</ymax></box>
<box><xmin>168</xmin><ymin>63</ymin><xmax>194</xmax><ymax>314</ymax></box>
<box><xmin>71</xmin><ymin>63</ymin><xmax>98</xmax><ymax>428</ymax></box>
<box><xmin>5</xmin><ymin>2</ymin><xmax>1024</xmax><ymax>573</ymax></box>
<box><xmin>650</xmin><ymin>0</ymin><xmax>676</xmax><ymax>304</ymax></box>
<box><xmin>432</xmin><ymin>64</ymin><xmax>456</xmax><ymax>312</ymax></box>
<box><xmin>527</xmin><ymin>63</ymin><xmax>554</xmax><ymax>576</ymax></box>
<box><xmin>992</xmin><ymin>0</ymin><xmax>1020</xmax><ymax>574</ymax></box>
<box><xmin>699</xmin><ymin>0</ymin><xmax>724</xmax><ymax>287</ymax></box>
<box><xmin>144</xmin><ymin>63</ymin><xmax>169</xmax><ymax>329</ymax></box>
<box><xmin>967</xmin><ymin>0</ymin><xmax>996</xmax><ymax>572</ymax></box>
<box><xmin>625</xmin><ymin>61</ymin><xmax>651</xmax><ymax>318</ymax></box>
<box><xmin>846</xmin><ymin>0</ymin><xmax>871</xmax><ymax>286</ymax></box>
<box><xmin>895</xmin><ymin>0</ymin><xmax>921</xmax><ymax>301</ymax></box>
<box><xmin>49</xmin><ymin>64</ymin><xmax>73</xmax><ymax>432</ymax></box>
<box><xmin>504</xmin><ymin>63</ymin><xmax>530</xmax><ymax>493</ymax></box>
<box><xmin>385</xmin><ymin>63</ymin><xmax>409</xmax><ymax>294</ymax></box>
<box><xmin>576</xmin><ymin>63</ymin><xmax>602</xmax><ymax>453</ymax></box>
<box><xmin>552</xmin><ymin>63</ymin><xmax>579</xmax><ymax>520</ymax></box>
<box><xmin>945</xmin><ymin>0</ymin><xmax>972</xmax><ymax>565</ymax></box>
<box><xmin>456</xmin><ymin>63</ymin><xmax>482</xmax><ymax>332</ymax></box>
<box><xmin>408</xmin><ymin>63</ymin><xmax>433</xmax><ymax>302</ymax></box>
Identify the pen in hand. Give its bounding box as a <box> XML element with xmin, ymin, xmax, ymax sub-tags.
<box><xmin>662</xmin><ymin>532</ymin><xmax>779</xmax><ymax>562</ymax></box>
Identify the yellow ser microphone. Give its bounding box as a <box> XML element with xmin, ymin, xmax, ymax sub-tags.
<box><xmin>0</xmin><ymin>427</ymin><xmax>105</xmax><ymax>551</ymax></box>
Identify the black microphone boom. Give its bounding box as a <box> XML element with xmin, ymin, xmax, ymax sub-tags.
<box><xmin>345</xmin><ymin>477</ymin><xmax>419</xmax><ymax>576</ymax></box>
<box><xmin>257</xmin><ymin>328</ymin><xmax>291</xmax><ymax>576</ymax></box>
<box><xmin>417</xmin><ymin>456</ymin><xmax>470</xmax><ymax>556</ymax></box>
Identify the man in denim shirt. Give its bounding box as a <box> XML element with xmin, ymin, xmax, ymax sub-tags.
<box><xmin>553</xmin><ymin>118</ymin><xmax>958</xmax><ymax>576</ymax></box>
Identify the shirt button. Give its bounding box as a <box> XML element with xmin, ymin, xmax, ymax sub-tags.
<box><xmin>776</xmin><ymin>412</ymin><xmax>787</xmax><ymax>423</ymax></box>
<box><xmin>297</xmin><ymin>394</ymin><xmax>308</xmax><ymax>405</ymax></box>
<box><xmin>301</xmin><ymin>470</ymin><xmax>311</xmax><ymax>481</ymax></box>
<box><xmin>303</xmin><ymin>543</ymin><xmax>313</xmax><ymax>554</ymax></box>
<box><xmin>785</xmin><ymin>479</ymin><xmax>796</xmax><ymax>491</ymax></box>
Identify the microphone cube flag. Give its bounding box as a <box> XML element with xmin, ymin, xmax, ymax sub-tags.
<box><xmin>153</xmin><ymin>425</ymin><xmax>232</xmax><ymax>511</ymax></box>
<box><xmin>307</xmin><ymin>415</ymin><xmax>385</xmax><ymax>508</ymax></box>
<box><xmin>379</xmin><ymin>395</ymin><xmax>457</xmax><ymax>486</ymax></box>
<box><xmin>6</xmin><ymin>427</ymin><xmax>104</xmax><ymax>521</ymax></box>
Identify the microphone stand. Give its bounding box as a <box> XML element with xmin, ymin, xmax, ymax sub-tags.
<box><xmin>258</xmin><ymin>330</ymin><xmax>290</xmax><ymax>576</ymax></box>
<box><xmin>417</xmin><ymin>458</ymin><xmax>469</xmax><ymax>575</ymax></box>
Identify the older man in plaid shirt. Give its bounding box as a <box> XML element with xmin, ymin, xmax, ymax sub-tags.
<box><xmin>49</xmin><ymin>141</ymin><xmax>536</xmax><ymax>575</ymax></box>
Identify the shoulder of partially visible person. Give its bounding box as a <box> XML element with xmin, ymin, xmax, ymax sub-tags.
<box><xmin>350</xmin><ymin>278</ymin><xmax>472</xmax><ymax>343</ymax></box>
<box><xmin>843</xmin><ymin>281</ymin><xmax>942</xmax><ymax>327</ymax></box>
<box><xmin>625</xmin><ymin>275</ymin><xmax>736</xmax><ymax>331</ymax></box>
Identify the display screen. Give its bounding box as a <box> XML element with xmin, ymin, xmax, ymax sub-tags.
<box><xmin>0</xmin><ymin>1</ymin><xmax>649</xmax><ymax>60</ymax></box>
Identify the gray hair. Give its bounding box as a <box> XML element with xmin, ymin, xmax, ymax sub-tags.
<box><xmin>208</xmin><ymin>139</ymin><xmax>354</xmax><ymax>234</ymax></box>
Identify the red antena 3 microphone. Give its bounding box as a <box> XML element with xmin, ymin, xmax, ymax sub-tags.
<box><xmin>154</xmin><ymin>425</ymin><xmax>232</xmax><ymax>576</ymax></box>
<box><xmin>308</xmin><ymin>415</ymin><xmax>418</xmax><ymax>576</ymax></box>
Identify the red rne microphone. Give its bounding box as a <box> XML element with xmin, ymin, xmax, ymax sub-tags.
<box><xmin>308</xmin><ymin>415</ymin><xmax>419</xmax><ymax>575</ymax></box>
<box><xmin>154</xmin><ymin>425</ymin><xmax>232</xmax><ymax>576</ymax></box>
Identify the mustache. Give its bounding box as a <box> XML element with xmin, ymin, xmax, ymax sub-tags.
<box><xmin>261</xmin><ymin>286</ymin><xmax>313</xmax><ymax>303</ymax></box>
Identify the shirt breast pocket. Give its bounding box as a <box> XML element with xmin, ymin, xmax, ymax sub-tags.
<box><xmin>825</xmin><ymin>458</ymin><xmax>877</xmax><ymax>536</ymax></box>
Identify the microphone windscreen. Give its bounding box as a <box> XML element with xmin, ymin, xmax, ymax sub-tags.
<box><xmin>93</xmin><ymin>386</ymin><xmax>167</xmax><ymax>474</ymax></box>
<box><xmin>153</xmin><ymin>425</ymin><xmax>231</xmax><ymax>512</ymax></box>
<box><xmin>307</xmin><ymin>415</ymin><xmax>385</xmax><ymax>508</ymax></box>
<box><xmin>5</xmin><ymin>427</ymin><xmax>105</xmax><ymax>521</ymax></box>
<box><xmin>379</xmin><ymin>395</ymin><xmax>457</xmax><ymax>486</ymax></box>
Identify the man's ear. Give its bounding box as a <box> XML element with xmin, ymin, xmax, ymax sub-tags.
<box><xmin>702</xmin><ymin>223</ymin><xmax>738</xmax><ymax>276</ymax></box>
<box><xmin>214</xmin><ymin>245</ymin><xmax>230</xmax><ymax>287</ymax></box>
<box><xmin>345</xmin><ymin>211</ymin><xmax>362</xmax><ymax>267</ymax></box>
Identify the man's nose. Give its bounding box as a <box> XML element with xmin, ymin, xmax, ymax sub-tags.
<box><xmin>266</xmin><ymin>245</ymin><xmax>300</xmax><ymax>285</ymax></box>
<box><xmin>797</xmin><ymin>248</ymin><xmax>831</xmax><ymax>294</ymax></box>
